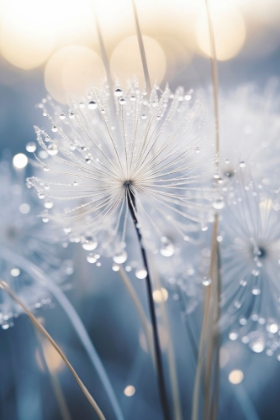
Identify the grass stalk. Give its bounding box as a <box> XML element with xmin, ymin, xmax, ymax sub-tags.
<box><xmin>0</xmin><ymin>245</ymin><xmax>124</xmax><ymax>420</ymax></box>
<box><xmin>131</xmin><ymin>0</ymin><xmax>152</xmax><ymax>94</ymax></box>
<box><xmin>118</xmin><ymin>266</ymin><xmax>155</xmax><ymax>363</ymax></box>
<box><xmin>35</xmin><ymin>330</ymin><xmax>72</xmax><ymax>420</ymax></box>
<box><xmin>0</xmin><ymin>280</ymin><xmax>106</xmax><ymax>420</ymax></box>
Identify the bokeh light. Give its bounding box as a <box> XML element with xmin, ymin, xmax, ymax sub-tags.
<box><xmin>195</xmin><ymin>0</ymin><xmax>246</xmax><ymax>61</ymax></box>
<box><xmin>110</xmin><ymin>35</ymin><xmax>166</xmax><ymax>87</ymax></box>
<box><xmin>153</xmin><ymin>288</ymin><xmax>168</xmax><ymax>303</ymax></box>
<box><xmin>228</xmin><ymin>370</ymin><xmax>244</xmax><ymax>384</ymax></box>
<box><xmin>44</xmin><ymin>46</ymin><xmax>105</xmax><ymax>103</ymax></box>
<box><xmin>13</xmin><ymin>153</ymin><xmax>28</xmax><ymax>169</ymax></box>
<box><xmin>124</xmin><ymin>385</ymin><xmax>136</xmax><ymax>397</ymax></box>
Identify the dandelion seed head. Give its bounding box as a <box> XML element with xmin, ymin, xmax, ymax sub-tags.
<box><xmin>28</xmin><ymin>80</ymin><xmax>214</xmax><ymax>262</ymax></box>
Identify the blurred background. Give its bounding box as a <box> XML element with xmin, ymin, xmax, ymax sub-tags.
<box><xmin>0</xmin><ymin>0</ymin><xmax>280</xmax><ymax>419</ymax></box>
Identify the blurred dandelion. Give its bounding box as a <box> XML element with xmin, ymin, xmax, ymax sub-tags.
<box><xmin>0</xmin><ymin>159</ymin><xmax>73</xmax><ymax>328</ymax></box>
<box><xmin>221</xmin><ymin>174</ymin><xmax>280</xmax><ymax>358</ymax></box>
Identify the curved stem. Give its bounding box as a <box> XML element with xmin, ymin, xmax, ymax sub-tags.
<box><xmin>0</xmin><ymin>245</ymin><xmax>124</xmax><ymax>420</ymax></box>
<box><xmin>0</xmin><ymin>281</ymin><xmax>106</xmax><ymax>420</ymax></box>
<box><xmin>127</xmin><ymin>190</ymin><xmax>170</xmax><ymax>420</ymax></box>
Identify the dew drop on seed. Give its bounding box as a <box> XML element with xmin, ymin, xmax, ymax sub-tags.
<box><xmin>160</xmin><ymin>237</ymin><xmax>174</xmax><ymax>257</ymax></box>
<box><xmin>82</xmin><ymin>237</ymin><xmax>98</xmax><ymax>251</ymax></box>
<box><xmin>26</xmin><ymin>142</ymin><xmax>36</xmax><ymax>153</ymax></box>
<box><xmin>113</xmin><ymin>251</ymin><xmax>127</xmax><ymax>264</ymax></box>
<box><xmin>115</xmin><ymin>88</ymin><xmax>122</xmax><ymax>97</ymax></box>
<box><xmin>47</xmin><ymin>144</ymin><xmax>58</xmax><ymax>156</ymax></box>
<box><xmin>87</xmin><ymin>253</ymin><xmax>97</xmax><ymax>264</ymax></box>
<box><xmin>44</xmin><ymin>200</ymin><xmax>53</xmax><ymax>209</ymax></box>
<box><xmin>135</xmin><ymin>268</ymin><xmax>147</xmax><ymax>279</ymax></box>
<box><xmin>88</xmin><ymin>101</ymin><xmax>97</xmax><ymax>109</ymax></box>
<box><xmin>213</xmin><ymin>198</ymin><xmax>224</xmax><ymax>209</ymax></box>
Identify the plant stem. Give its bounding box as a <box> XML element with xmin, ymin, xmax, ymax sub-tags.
<box><xmin>131</xmin><ymin>0</ymin><xmax>152</xmax><ymax>94</ymax></box>
<box><xmin>127</xmin><ymin>189</ymin><xmax>170</xmax><ymax>420</ymax></box>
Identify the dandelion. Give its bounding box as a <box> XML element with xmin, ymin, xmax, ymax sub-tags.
<box><xmin>0</xmin><ymin>159</ymin><xmax>73</xmax><ymax>328</ymax></box>
<box><xmin>27</xmin><ymin>79</ymin><xmax>213</xmax><ymax>420</ymax></box>
<box><xmin>215</xmin><ymin>82</ymin><xmax>280</xmax><ymax>182</ymax></box>
<box><xmin>28</xmin><ymin>81</ymin><xmax>212</xmax><ymax>255</ymax></box>
<box><xmin>221</xmin><ymin>173</ymin><xmax>280</xmax><ymax>357</ymax></box>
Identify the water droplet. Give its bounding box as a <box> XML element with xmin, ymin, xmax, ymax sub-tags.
<box><xmin>202</xmin><ymin>277</ymin><xmax>211</xmax><ymax>286</ymax></box>
<box><xmin>64</xmin><ymin>227</ymin><xmax>71</xmax><ymax>234</ymax></box>
<box><xmin>42</xmin><ymin>215</ymin><xmax>49</xmax><ymax>223</ymax></box>
<box><xmin>112</xmin><ymin>264</ymin><xmax>120</xmax><ymax>272</ymax></box>
<box><xmin>160</xmin><ymin>237</ymin><xmax>174</xmax><ymax>257</ymax></box>
<box><xmin>38</xmin><ymin>193</ymin><xmax>45</xmax><ymax>199</ymax></box>
<box><xmin>88</xmin><ymin>101</ymin><xmax>97</xmax><ymax>109</ymax></box>
<box><xmin>249</xmin><ymin>331</ymin><xmax>265</xmax><ymax>353</ymax></box>
<box><xmin>44</xmin><ymin>200</ymin><xmax>53</xmax><ymax>209</ymax></box>
<box><xmin>73</xmin><ymin>181</ymin><xmax>78</xmax><ymax>186</ymax></box>
<box><xmin>213</xmin><ymin>198</ymin><xmax>224</xmax><ymax>209</ymax></box>
<box><xmin>52</xmin><ymin>125</ymin><xmax>58</xmax><ymax>132</ymax></box>
<box><xmin>239</xmin><ymin>161</ymin><xmax>246</xmax><ymax>168</ymax></box>
<box><xmin>69</xmin><ymin>112</ymin><xmax>75</xmax><ymax>119</ymax></box>
<box><xmin>119</xmin><ymin>98</ymin><xmax>126</xmax><ymax>105</ymax></box>
<box><xmin>87</xmin><ymin>254</ymin><xmax>97</xmax><ymax>264</ymax></box>
<box><xmin>47</xmin><ymin>144</ymin><xmax>58</xmax><ymax>156</ymax></box>
<box><xmin>130</xmin><ymin>95</ymin><xmax>136</xmax><ymax>101</ymax></box>
<box><xmin>11</xmin><ymin>268</ymin><xmax>20</xmax><ymax>277</ymax></box>
<box><xmin>195</xmin><ymin>146</ymin><xmax>200</xmax><ymax>153</ymax></box>
<box><xmin>82</xmin><ymin>236</ymin><xmax>98</xmax><ymax>251</ymax></box>
<box><xmin>252</xmin><ymin>288</ymin><xmax>261</xmax><ymax>295</ymax></box>
<box><xmin>135</xmin><ymin>268</ymin><xmax>147</xmax><ymax>279</ymax></box>
<box><xmin>141</xmin><ymin>114</ymin><xmax>147</xmax><ymax>120</ymax></box>
<box><xmin>229</xmin><ymin>331</ymin><xmax>238</xmax><ymax>340</ymax></box>
<box><xmin>115</xmin><ymin>88</ymin><xmax>122</xmax><ymax>97</ymax></box>
<box><xmin>60</xmin><ymin>113</ymin><xmax>66</xmax><ymax>120</ymax></box>
<box><xmin>113</xmin><ymin>251</ymin><xmax>127</xmax><ymax>264</ymax></box>
<box><xmin>201</xmin><ymin>224</ymin><xmax>208</xmax><ymax>232</ymax></box>
<box><xmin>26</xmin><ymin>142</ymin><xmax>36</xmax><ymax>153</ymax></box>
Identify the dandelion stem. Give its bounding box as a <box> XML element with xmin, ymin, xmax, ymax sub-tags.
<box><xmin>0</xmin><ymin>280</ymin><xmax>106</xmax><ymax>420</ymax></box>
<box><xmin>131</xmin><ymin>0</ymin><xmax>152</xmax><ymax>94</ymax></box>
<box><xmin>127</xmin><ymin>189</ymin><xmax>170</xmax><ymax>420</ymax></box>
